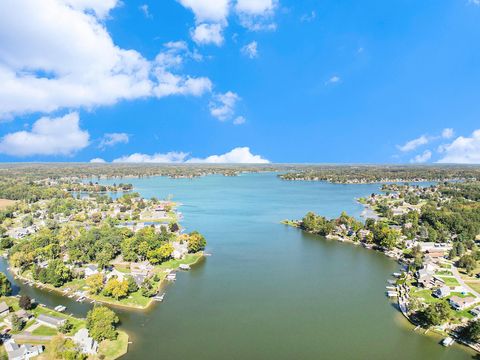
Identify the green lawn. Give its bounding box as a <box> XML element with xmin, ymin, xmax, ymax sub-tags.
<box><xmin>465</xmin><ymin>281</ymin><xmax>480</xmax><ymax>293</ymax></box>
<box><xmin>98</xmin><ymin>331</ymin><xmax>129</xmax><ymax>360</ymax></box>
<box><xmin>435</xmin><ymin>270</ymin><xmax>453</xmax><ymax>276</ymax></box>
<box><xmin>436</xmin><ymin>276</ymin><xmax>460</xmax><ymax>287</ymax></box>
<box><xmin>31</xmin><ymin>325</ymin><xmax>57</xmax><ymax>336</ymax></box>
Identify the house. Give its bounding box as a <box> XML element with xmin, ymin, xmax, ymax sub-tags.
<box><xmin>4</xmin><ymin>339</ymin><xmax>43</xmax><ymax>360</ymax></box>
<box><xmin>0</xmin><ymin>301</ymin><xmax>10</xmax><ymax>317</ymax></box>
<box><xmin>106</xmin><ymin>268</ymin><xmax>126</xmax><ymax>282</ymax></box>
<box><xmin>73</xmin><ymin>328</ymin><xmax>99</xmax><ymax>355</ymax></box>
<box><xmin>130</xmin><ymin>261</ymin><xmax>153</xmax><ymax>276</ymax></box>
<box><xmin>449</xmin><ymin>296</ymin><xmax>478</xmax><ymax>311</ymax></box>
<box><xmin>172</xmin><ymin>241</ymin><xmax>188</xmax><ymax>260</ymax></box>
<box><xmin>131</xmin><ymin>273</ymin><xmax>147</xmax><ymax>287</ymax></box>
<box><xmin>84</xmin><ymin>264</ymin><xmax>99</xmax><ymax>277</ymax></box>
<box><xmin>37</xmin><ymin>314</ymin><xmax>66</xmax><ymax>328</ymax></box>
<box><xmin>470</xmin><ymin>306</ymin><xmax>480</xmax><ymax>317</ymax></box>
<box><xmin>434</xmin><ymin>286</ymin><xmax>451</xmax><ymax>299</ymax></box>
<box><xmin>417</xmin><ymin>274</ymin><xmax>435</xmax><ymax>289</ymax></box>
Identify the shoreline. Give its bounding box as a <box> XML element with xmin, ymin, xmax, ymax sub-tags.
<box><xmin>8</xmin><ymin>252</ymin><xmax>205</xmax><ymax>312</ymax></box>
<box><xmin>281</xmin><ymin>220</ymin><xmax>480</xmax><ymax>355</ymax></box>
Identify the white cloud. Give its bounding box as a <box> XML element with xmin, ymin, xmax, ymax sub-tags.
<box><xmin>113</xmin><ymin>151</ymin><xmax>189</xmax><ymax>163</ymax></box>
<box><xmin>0</xmin><ymin>0</ymin><xmax>213</xmax><ymax>119</ymax></box>
<box><xmin>113</xmin><ymin>147</ymin><xmax>268</xmax><ymax>163</ymax></box>
<box><xmin>0</xmin><ymin>112</ymin><xmax>89</xmax><ymax>156</ymax></box>
<box><xmin>325</xmin><ymin>75</ymin><xmax>341</xmax><ymax>85</ymax></box>
<box><xmin>139</xmin><ymin>4</ymin><xmax>152</xmax><ymax>18</ymax></box>
<box><xmin>99</xmin><ymin>133</ymin><xmax>129</xmax><ymax>148</ymax></box>
<box><xmin>90</xmin><ymin>158</ymin><xmax>106</xmax><ymax>163</ymax></box>
<box><xmin>177</xmin><ymin>0</ymin><xmax>230</xmax><ymax>23</ymax></box>
<box><xmin>188</xmin><ymin>147</ymin><xmax>269</xmax><ymax>163</ymax></box>
<box><xmin>397</xmin><ymin>135</ymin><xmax>429</xmax><ymax>152</ymax></box>
<box><xmin>235</xmin><ymin>0</ymin><xmax>278</xmax><ymax>31</ymax></box>
<box><xmin>410</xmin><ymin>150</ymin><xmax>432</xmax><ymax>164</ymax></box>
<box><xmin>442</xmin><ymin>128</ymin><xmax>454</xmax><ymax>139</ymax></box>
<box><xmin>152</xmin><ymin>42</ymin><xmax>212</xmax><ymax>97</ymax></box>
<box><xmin>191</xmin><ymin>23</ymin><xmax>224</xmax><ymax>46</ymax></box>
<box><xmin>209</xmin><ymin>91</ymin><xmax>240</xmax><ymax>121</ymax></box>
<box><xmin>233</xmin><ymin>116</ymin><xmax>246</xmax><ymax>125</ymax></box>
<box><xmin>437</xmin><ymin>130</ymin><xmax>480</xmax><ymax>164</ymax></box>
<box><xmin>241</xmin><ymin>41</ymin><xmax>258</xmax><ymax>58</ymax></box>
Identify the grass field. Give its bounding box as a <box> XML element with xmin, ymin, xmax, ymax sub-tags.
<box><xmin>0</xmin><ymin>199</ymin><xmax>16</xmax><ymax>210</ymax></box>
<box><xmin>98</xmin><ymin>331</ymin><xmax>129</xmax><ymax>360</ymax></box>
<box><xmin>31</xmin><ymin>325</ymin><xmax>58</xmax><ymax>336</ymax></box>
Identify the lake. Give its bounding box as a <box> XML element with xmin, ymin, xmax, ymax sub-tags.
<box><xmin>2</xmin><ymin>173</ymin><xmax>474</xmax><ymax>359</ymax></box>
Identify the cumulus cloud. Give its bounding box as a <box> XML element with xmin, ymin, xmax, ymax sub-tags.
<box><xmin>398</xmin><ymin>135</ymin><xmax>429</xmax><ymax>152</ymax></box>
<box><xmin>398</xmin><ymin>128</ymin><xmax>455</xmax><ymax>153</ymax></box>
<box><xmin>442</xmin><ymin>128</ymin><xmax>454</xmax><ymax>139</ymax></box>
<box><xmin>90</xmin><ymin>158</ymin><xmax>106</xmax><ymax>163</ymax></box>
<box><xmin>437</xmin><ymin>129</ymin><xmax>480</xmax><ymax>164</ymax></box>
<box><xmin>113</xmin><ymin>151</ymin><xmax>189</xmax><ymax>163</ymax></box>
<box><xmin>410</xmin><ymin>150</ymin><xmax>432</xmax><ymax>164</ymax></box>
<box><xmin>188</xmin><ymin>147</ymin><xmax>269</xmax><ymax>163</ymax></box>
<box><xmin>99</xmin><ymin>133</ymin><xmax>129</xmax><ymax>148</ymax></box>
<box><xmin>0</xmin><ymin>0</ymin><xmax>212</xmax><ymax>119</ymax></box>
<box><xmin>0</xmin><ymin>112</ymin><xmax>89</xmax><ymax>156</ymax></box>
<box><xmin>209</xmin><ymin>91</ymin><xmax>240</xmax><ymax>121</ymax></box>
<box><xmin>177</xmin><ymin>0</ymin><xmax>230</xmax><ymax>23</ymax></box>
<box><xmin>113</xmin><ymin>147</ymin><xmax>269</xmax><ymax>164</ymax></box>
<box><xmin>241</xmin><ymin>41</ymin><xmax>258</xmax><ymax>58</ymax></box>
<box><xmin>153</xmin><ymin>41</ymin><xmax>213</xmax><ymax>97</ymax></box>
<box><xmin>191</xmin><ymin>23</ymin><xmax>224</xmax><ymax>46</ymax></box>
<box><xmin>235</xmin><ymin>0</ymin><xmax>278</xmax><ymax>31</ymax></box>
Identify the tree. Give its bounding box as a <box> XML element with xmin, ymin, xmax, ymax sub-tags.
<box><xmin>458</xmin><ymin>254</ymin><xmax>477</xmax><ymax>273</ymax></box>
<box><xmin>465</xmin><ymin>320</ymin><xmax>480</xmax><ymax>342</ymax></box>
<box><xmin>46</xmin><ymin>335</ymin><xmax>86</xmax><ymax>360</ymax></box>
<box><xmin>0</xmin><ymin>273</ymin><xmax>12</xmax><ymax>296</ymax></box>
<box><xmin>59</xmin><ymin>320</ymin><xmax>73</xmax><ymax>334</ymax></box>
<box><xmin>10</xmin><ymin>313</ymin><xmax>24</xmax><ymax>331</ymax></box>
<box><xmin>420</xmin><ymin>301</ymin><xmax>452</xmax><ymax>326</ymax></box>
<box><xmin>19</xmin><ymin>295</ymin><xmax>32</xmax><ymax>310</ymax></box>
<box><xmin>86</xmin><ymin>306</ymin><xmax>119</xmax><ymax>342</ymax></box>
<box><xmin>103</xmin><ymin>278</ymin><xmax>129</xmax><ymax>300</ymax></box>
<box><xmin>187</xmin><ymin>231</ymin><xmax>207</xmax><ymax>253</ymax></box>
<box><xmin>86</xmin><ymin>273</ymin><xmax>104</xmax><ymax>295</ymax></box>
<box><xmin>126</xmin><ymin>276</ymin><xmax>138</xmax><ymax>293</ymax></box>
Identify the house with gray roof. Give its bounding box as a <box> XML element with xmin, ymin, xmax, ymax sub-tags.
<box><xmin>37</xmin><ymin>314</ymin><xmax>66</xmax><ymax>328</ymax></box>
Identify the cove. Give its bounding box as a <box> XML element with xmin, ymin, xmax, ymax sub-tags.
<box><xmin>2</xmin><ymin>173</ymin><xmax>475</xmax><ymax>359</ymax></box>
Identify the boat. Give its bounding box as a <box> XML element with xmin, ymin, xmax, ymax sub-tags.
<box><xmin>153</xmin><ymin>293</ymin><xmax>165</xmax><ymax>302</ymax></box>
<box><xmin>386</xmin><ymin>291</ymin><xmax>398</xmax><ymax>297</ymax></box>
<box><xmin>392</xmin><ymin>272</ymin><xmax>402</xmax><ymax>278</ymax></box>
<box><xmin>442</xmin><ymin>337</ymin><xmax>455</xmax><ymax>347</ymax></box>
<box><xmin>386</xmin><ymin>286</ymin><xmax>396</xmax><ymax>290</ymax></box>
<box><xmin>166</xmin><ymin>273</ymin><xmax>176</xmax><ymax>281</ymax></box>
<box><xmin>179</xmin><ymin>264</ymin><xmax>191</xmax><ymax>271</ymax></box>
<box><xmin>54</xmin><ymin>305</ymin><xmax>66</xmax><ymax>312</ymax></box>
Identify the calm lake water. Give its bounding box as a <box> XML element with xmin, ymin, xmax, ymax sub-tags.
<box><xmin>2</xmin><ymin>173</ymin><xmax>475</xmax><ymax>359</ymax></box>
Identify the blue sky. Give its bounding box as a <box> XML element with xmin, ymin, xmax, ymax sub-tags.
<box><xmin>0</xmin><ymin>0</ymin><xmax>479</xmax><ymax>163</ymax></box>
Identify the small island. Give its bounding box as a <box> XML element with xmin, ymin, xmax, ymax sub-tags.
<box><xmin>284</xmin><ymin>181</ymin><xmax>480</xmax><ymax>352</ymax></box>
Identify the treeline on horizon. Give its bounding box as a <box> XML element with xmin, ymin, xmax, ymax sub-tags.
<box><xmin>0</xmin><ymin>164</ymin><xmax>479</xmax><ymax>184</ymax></box>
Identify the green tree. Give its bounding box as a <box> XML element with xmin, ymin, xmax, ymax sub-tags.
<box><xmin>187</xmin><ymin>231</ymin><xmax>207</xmax><ymax>253</ymax></box>
<box><xmin>86</xmin><ymin>306</ymin><xmax>119</xmax><ymax>342</ymax></box>
<box><xmin>103</xmin><ymin>278</ymin><xmax>129</xmax><ymax>300</ymax></box>
<box><xmin>0</xmin><ymin>273</ymin><xmax>12</xmax><ymax>296</ymax></box>
<box><xmin>420</xmin><ymin>301</ymin><xmax>452</xmax><ymax>326</ymax></box>
<box><xmin>86</xmin><ymin>273</ymin><xmax>104</xmax><ymax>295</ymax></box>
<box><xmin>19</xmin><ymin>295</ymin><xmax>32</xmax><ymax>310</ymax></box>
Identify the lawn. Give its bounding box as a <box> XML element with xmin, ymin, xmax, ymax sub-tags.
<box><xmin>436</xmin><ymin>276</ymin><xmax>460</xmax><ymax>287</ymax></box>
<box><xmin>0</xmin><ymin>198</ymin><xmax>17</xmax><ymax>210</ymax></box>
<box><xmin>465</xmin><ymin>281</ymin><xmax>480</xmax><ymax>293</ymax></box>
<box><xmin>32</xmin><ymin>325</ymin><xmax>58</xmax><ymax>336</ymax></box>
<box><xmin>435</xmin><ymin>270</ymin><xmax>453</xmax><ymax>276</ymax></box>
<box><xmin>98</xmin><ymin>331</ymin><xmax>129</xmax><ymax>360</ymax></box>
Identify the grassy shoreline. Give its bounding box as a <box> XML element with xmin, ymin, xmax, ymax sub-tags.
<box><xmin>10</xmin><ymin>252</ymin><xmax>204</xmax><ymax>311</ymax></box>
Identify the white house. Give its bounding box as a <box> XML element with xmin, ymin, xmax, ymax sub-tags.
<box><xmin>84</xmin><ymin>264</ymin><xmax>99</xmax><ymax>277</ymax></box>
<box><xmin>434</xmin><ymin>286</ymin><xmax>451</xmax><ymax>299</ymax></box>
<box><xmin>73</xmin><ymin>328</ymin><xmax>99</xmax><ymax>355</ymax></box>
<box><xmin>449</xmin><ymin>296</ymin><xmax>478</xmax><ymax>311</ymax></box>
<box><xmin>37</xmin><ymin>314</ymin><xmax>66</xmax><ymax>328</ymax></box>
<box><xmin>4</xmin><ymin>339</ymin><xmax>43</xmax><ymax>360</ymax></box>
